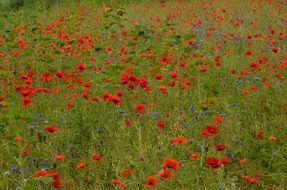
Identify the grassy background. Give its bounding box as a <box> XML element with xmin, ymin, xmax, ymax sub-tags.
<box><xmin>0</xmin><ymin>0</ymin><xmax>287</xmax><ymax>189</ymax></box>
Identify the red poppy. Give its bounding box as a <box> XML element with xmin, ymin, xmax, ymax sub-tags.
<box><xmin>144</xmin><ymin>176</ymin><xmax>156</xmax><ymax>188</ymax></box>
<box><xmin>205</xmin><ymin>125</ymin><xmax>218</xmax><ymax>135</ymax></box>
<box><xmin>161</xmin><ymin>158</ymin><xmax>180</xmax><ymax>170</ymax></box>
<box><xmin>256</xmin><ymin>131</ymin><xmax>264</xmax><ymax>139</ymax></box>
<box><xmin>214</xmin><ymin>115</ymin><xmax>224</xmax><ymax>124</ymax></box>
<box><xmin>170</xmin><ymin>136</ymin><xmax>189</xmax><ymax>145</ymax></box>
<box><xmin>34</xmin><ymin>170</ymin><xmax>48</xmax><ymax>177</ymax></box>
<box><xmin>158</xmin><ymin>85</ymin><xmax>167</xmax><ymax>94</ymax></box>
<box><xmin>54</xmin><ymin>154</ymin><xmax>65</xmax><ymax>161</ymax></box>
<box><xmin>111</xmin><ymin>178</ymin><xmax>121</xmax><ymax>185</ymax></box>
<box><xmin>269</xmin><ymin>135</ymin><xmax>277</xmax><ymax>141</ymax></box>
<box><xmin>242</xmin><ymin>176</ymin><xmax>259</xmax><ymax>185</ymax></box>
<box><xmin>120</xmin><ymin>184</ymin><xmax>128</xmax><ymax>189</ymax></box>
<box><xmin>156</xmin><ymin>170</ymin><xmax>173</xmax><ymax>180</ymax></box>
<box><xmin>272</xmin><ymin>47</ymin><xmax>279</xmax><ymax>53</ymax></box>
<box><xmin>135</xmin><ymin>103</ymin><xmax>145</xmax><ymax>113</ymax></box>
<box><xmin>124</xmin><ymin>119</ymin><xmax>132</xmax><ymax>127</ymax></box>
<box><xmin>239</xmin><ymin>158</ymin><xmax>248</xmax><ymax>164</ymax></box>
<box><xmin>22</xmin><ymin>97</ymin><xmax>32</xmax><ymax>107</ymax></box>
<box><xmin>76</xmin><ymin>162</ymin><xmax>86</xmax><ymax>169</ymax></box>
<box><xmin>205</xmin><ymin>157</ymin><xmax>220</xmax><ymax>169</ymax></box>
<box><xmin>219</xmin><ymin>156</ymin><xmax>229</xmax><ymax>165</ymax></box>
<box><xmin>105</xmin><ymin>46</ymin><xmax>112</xmax><ymax>52</ymax></box>
<box><xmin>190</xmin><ymin>152</ymin><xmax>200</xmax><ymax>160</ymax></box>
<box><xmin>92</xmin><ymin>154</ymin><xmax>101</xmax><ymax>161</ymax></box>
<box><xmin>279</xmin><ymin>60</ymin><xmax>287</xmax><ymax>69</ymax></box>
<box><xmin>215</xmin><ymin>144</ymin><xmax>225</xmax><ymax>151</ymax></box>
<box><xmin>169</xmin><ymin>71</ymin><xmax>178</xmax><ymax>79</ymax></box>
<box><xmin>245</xmin><ymin>50</ymin><xmax>253</xmax><ymax>56</ymax></box>
<box><xmin>200</xmin><ymin>130</ymin><xmax>211</xmax><ymax>138</ymax></box>
<box><xmin>76</xmin><ymin>62</ymin><xmax>86</xmax><ymax>72</ymax></box>
<box><xmin>46</xmin><ymin>125</ymin><xmax>58</xmax><ymax>133</ymax></box>
<box><xmin>111</xmin><ymin>95</ymin><xmax>121</xmax><ymax>105</ymax></box>
<box><xmin>0</xmin><ymin>96</ymin><xmax>7</xmax><ymax>102</ymax></box>
<box><xmin>200</xmin><ymin>63</ymin><xmax>208</xmax><ymax>72</ymax></box>
<box><xmin>52</xmin><ymin>175</ymin><xmax>61</xmax><ymax>189</ymax></box>
<box><xmin>156</xmin><ymin>120</ymin><xmax>166</xmax><ymax>128</ymax></box>
<box><xmin>154</xmin><ymin>73</ymin><xmax>163</xmax><ymax>80</ymax></box>
<box><xmin>120</xmin><ymin>168</ymin><xmax>133</xmax><ymax>178</ymax></box>
<box><xmin>66</xmin><ymin>101</ymin><xmax>74</xmax><ymax>109</ymax></box>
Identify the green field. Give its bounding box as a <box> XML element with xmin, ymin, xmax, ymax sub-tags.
<box><xmin>0</xmin><ymin>0</ymin><xmax>287</xmax><ymax>189</ymax></box>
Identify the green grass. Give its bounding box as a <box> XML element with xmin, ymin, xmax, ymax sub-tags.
<box><xmin>0</xmin><ymin>0</ymin><xmax>287</xmax><ymax>189</ymax></box>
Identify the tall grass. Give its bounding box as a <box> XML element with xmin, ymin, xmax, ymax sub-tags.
<box><xmin>0</xmin><ymin>0</ymin><xmax>65</xmax><ymax>11</ymax></box>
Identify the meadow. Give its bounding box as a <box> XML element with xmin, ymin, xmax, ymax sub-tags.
<box><xmin>0</xmin><ymin>0</ymin><xmax>287</xmax><ymax>189</ymax></box>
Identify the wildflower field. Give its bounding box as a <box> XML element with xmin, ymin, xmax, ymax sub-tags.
<box><xmin>0</xmin><ymin>0</ymin><xmax>287</xmax><ymax>189</ymax></box>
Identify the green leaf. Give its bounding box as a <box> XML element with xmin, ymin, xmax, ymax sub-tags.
<box><xmin>183</xmin><ymin>33</ymin><xmax>196</xmax><ymax>40</ymax></box>
<box><xmin>184</xmin><ymin>47</ymin><xmax>191</xmax><ymax>53</ymax></box>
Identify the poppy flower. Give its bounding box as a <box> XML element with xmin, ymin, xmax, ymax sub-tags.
<box><xmin>34</xmin><ymin>170</ymin><xmax>48</xmax><ymax>177</ymax></box>
<box><xmin>218</xmin><ymin>156</ymin><xmax>229</xmax><ymax>165</ymax></box>
<box><xmin>242</xmin><ymin>176</ymin><xmax>259</xmax><ymax>185</ymax></box>
<box><xmin>120</xmin><ymin>168</ymin><xmax>133</xmax><ymax>178</ymax></box>
<box><xmin>52</xmin><ymin>175</ymin><xmax>61</xmax><ymax>188</ymax></box>
<box><xmin>200</xmin><ymin>63</ymin><xmax>208</xmax><ymax>72</ymax></box>
<box><xmin>239</xmin><ymin>158</ymin><xmax>247</xmax><ymax>164</ymax></box>
<box><xmin>17</xmin><ymin>38</ymin><xmax>26</xmax><ymax>49</ymax></box>
<box><xmin>14</xmin><ymin>135</ymin><xmax>23</xmax><ymax>142</ymax></box>
<box><xmin>135</xmin><ymin>103</ymin><xmax>145</xmax><ymax>113</ymax></box>
<box><xmin>205</xmin><ymin>157</ymin><xmax>220</xmax><ymax>169</ymax></box>
<box><xmin>214</xmin><ymin>115</ymin><xmax>224</xmax><ymax>124</ymax></box>
<box><xmin>111</xmin><ymin>95</ymin><xmax>121</xmax><ymax>105</ymax></box>
<box><xmin>92</xmin><ymin>154</ymin><xmax>101</xmax><ymax>161</ymax></box>
<box><xmin>156</xmin><ymin>169</ymin><xmax>173</xmax><ymax>180</ymax></box>
<box><xmin>279</xmin><ymin>60</ymin><xmax>287</xmax><ymax>69</ymax></box>
<box><xmin>205</xmin><ymin>125</ymin><xmax>218</xmax><ymax>135</ymax></box>
<box><xmin>0</xmin><ymin>96</ymin><xmax>7</xmax><ymax>102</ymax></box>
<box><xmin>158</xmin><ymin>85</ymin><xmax>167</xmax><ymax>94</ymax></box>
<box><xmin>272</xmin><ymin>47</ymin><xmax>279</xmax><ymax>53</ymax></box>
<box><xmin>120</xmin><ymin>184</ymin><xmax>128</xmax><ymax>189</ymax></box>
<box><xmin>66</xmin><ymin>102</ymin><xmax>74</xmax><ymax>109</ymax></box>
<box><xmin>102</xmin><ymin>92</ymin><xmax>112</xmax><ymax>101</ymax></box>
<box><xmin>256</xmin><ymin>131</ymin><xmax>264</xmax><ymax>139</ymax></box>
<box><xmin>22</xmin><ymin>97</ymin><xmax>33</xmax><ymax>107</ymax></box>
<box><xmin>76</xmin><ymin>162</ymin><xmax>86</xmax><ymax>169</ymax></box>
<box><xmin>46</xmin><ymin>125</ymin><xmax>58</xmax><ymax>133</ymax></box>
<box><xmin>190</xmin><ymin>152</ymin><xmax>200</xmax><ymax>160</ymax></box>
<box><xmin>54</xmin><ymin>154</ymin><xmax>65</xmax><ymax>161</ymax></box>
<box><xmin>215</xmin><ymin>144</ymin><xmax>225</xmax><ymax>151</ymax></box>
<box><xmin>169</xmin><ymin>71</ymin><xmax>178</xmax><ymax>79</ymax></box>
<box><xmin>76</xmin><ymin>62</ymin><xmax>86</xmax><ymax>72</ymax></box>
<box><xmin>170</xmin><ymin>136</ymin><xmax>189</xmax><ymax>145</ymax></box>
<box><xmin>154</xmin><ymin>73</ymin><xmax>163</xmax><ymax>80</ymax></box>
<box><xmin>168</xmin><ymin>80</ymin><xmax>176</xmax><ymax>87</ymax></box>
<box><xmin>268</xmin><ymin>135</ymin><xmax>277</xmax><ymax>141</ymax></box>
<box><xmin>156</xmin><ymin>120</ymin><xmax>166</xmax><ymax>128</ymax></box>
<box><xmin>105</xmin><ymin>46</ymin><xmax>112</xmax><ymax>52</ymax></box>
<box><xmin>144</xmin><ymin>176</ymin><xmax>156</xmax><ymax>188</ymax></box>
<box><xmin>161</xmin><ymin>158</ymin><xmax>180</xmax><ymax>170</ymax></box>
<box><xmin>200</xmin><ymin>130</ymin><xmax>211</xmax><ymax>138</ymax></box>
<box><xmin>124</xmin><ymin>119</ymin><xmax>132</xmax><ymax>127</ymax></box>
<box><xmin>111</xmin><ymin>178</ymin><xmax>121</xmax><ymax>185</ymax></box>
<box><xmin>245</xmin><ymin>50</ymin><xmax>253</xmax><ymax>56</ymax></box>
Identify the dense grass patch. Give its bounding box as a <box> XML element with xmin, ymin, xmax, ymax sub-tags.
<box><xmin>0</xmin><ymin>0</ymin><xmax>287</xmax><ymax>189</ymax></box>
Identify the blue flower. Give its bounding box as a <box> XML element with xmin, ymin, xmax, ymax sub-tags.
<box><xmin>188</xmin><ymin>106</ymin><xmax>196</xmax><ymax>113</ymax></box>
<box><xmin>230</xmin><ymin>102</ymin><xmax>237</xmax><ymax>107</ymax></box>
<box><xmin>97</xmin><ymin>128</ymin><xmax>103</xmax><ymax>133</ymax></box>
<box><xmin>11</xmin><ymin>166</ymin><xmax>19</xmax><ymax>173</ymax></box>
<box><xmin>226</xmin><ymin>149</ymin><xmax>233</xmax><ymax>157</ymax></box>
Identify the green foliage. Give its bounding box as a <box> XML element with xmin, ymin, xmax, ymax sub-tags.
<box><xmin>0</xmin><ymin>0</ymin><xmax>287</xmax><ymax>189</ymax></box>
